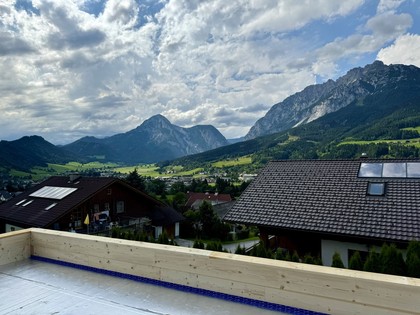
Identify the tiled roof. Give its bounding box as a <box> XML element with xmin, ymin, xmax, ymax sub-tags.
<box><xmin>185</xmin><ymin>192</ymin><xmax>232</xmax><ymax>208</ymax></box>
<box><xmin>0</xmin><ymin>176</ymin><xmax>157</xmax><ymax>228</ymax></box>
<box><xmin>223</xmin><ymin>159</ymin><xmax>420</xmax><ymax>243</ymax></box>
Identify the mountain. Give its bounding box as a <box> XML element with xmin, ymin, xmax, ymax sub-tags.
<box><xmin>245</xmin><ymin>61</ymin><xmax>420</xmax><ymax>140</ymax></box>
<box><xmin>64</xmin><ymin>115</ymin><xmax>229</xmax><ymax>163</ymax></box>
<box><xmin>0</xmin><ymin>136</ymin><xmax>78</xmax><ymax>171</ymax></box>
<box><xmin>174</xmin><ymin>61</ymin><xmax>420</xmax><ymax>167</ymax></box>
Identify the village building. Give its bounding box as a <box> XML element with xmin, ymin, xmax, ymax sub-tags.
<box><xmin>0</xmin><ymin>175</ymin><xmax>183</xmax><ymax>239</ymax></box>
<box><xmin>224</xmin><ymin>159</ymin><xmax>420</xmax><ymax>266</ymax></box>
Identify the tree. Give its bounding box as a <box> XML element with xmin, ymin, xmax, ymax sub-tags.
<box><xmin>406</xmin><ymin>241</ymin><xmax>420</xmax><ymax>278</ymax></box>
<box><xmin>348</xmin><ymin>251</ymin><xmax>363</xmax><ymax>271</ymax></box>
<box><xmin>125</xmin><ymin>168</ymin><xmax>145</xmax><ymax>191</ymax></box>
<box><xmin>199</xmin><ymin>200</ymin><xmax>217</xmax><ymax>239</ymax></box>
<box><xmin>379</xmin><ymin>243</ymin><xmax>406</xmax><ymax>276</ymax></box>
<box><xmin>364</xmin><ymin>248</ymin><xmax>381</xmax><ymax>273</ymax></box>
<box><xmin>331</xmin><ymin>252</ymin><xmax>344</xmax><ymax>268</ymax></box>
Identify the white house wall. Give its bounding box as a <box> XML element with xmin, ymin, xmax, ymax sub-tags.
<box><xmin>322</xmin><ymin>239</ymin><xmax>369</xmax><ymax>267</ymax></box>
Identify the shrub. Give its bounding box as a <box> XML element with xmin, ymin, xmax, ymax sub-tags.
<box><xmin>364</xmin><ymin>248</ymin><xmax>381</xmax><ymax>273</ymax></box>
<box><xmin>379</xmin><ymin>243</ymin><xmax>406</xmax><ymax>276</ymax></box>
<box><xmin>348</xmin><ymin>251</ymin><xmax>363</xmax><ymax>271</ymax></box>
<box><xmin>331</xmin><ymin>252</ymin><xmax>344</xmax><ymax>268</ymax></box>
<box><xmin>406</xmin><ymin>241</ymin><xmax>420</xmax><ymax>278</ymax></box>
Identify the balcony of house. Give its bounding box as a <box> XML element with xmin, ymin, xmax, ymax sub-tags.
<box><xmin>1</xmin><ymin>228</ymin><xmax>420</xmax><ymax>314</ymax></box>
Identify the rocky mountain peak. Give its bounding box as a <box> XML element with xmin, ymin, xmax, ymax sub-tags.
<box><xmin>245</xmin><ymin>61</ymin><xmax>420</xmax><ymax>140</ymax></box>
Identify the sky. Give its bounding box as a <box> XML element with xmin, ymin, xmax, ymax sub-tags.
<box><xmin>1</xmin><ymin>0</ymin><xmax>420</xmax><ymax>145</ymax></box>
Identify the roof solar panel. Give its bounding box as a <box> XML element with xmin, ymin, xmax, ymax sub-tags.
<box><xmin>30</xmin><ymin>186</ymin><xmax>77</xmax><ymax>200</ymax></box>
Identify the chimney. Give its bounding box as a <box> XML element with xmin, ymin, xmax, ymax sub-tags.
<box><xmin>69</xmin><ymin>173</ymin><xmax>81</xmax><ymax>182</ymax></box>
<box><xmin>360</xmin><ymin>152</ymin><xmax>368</xmax><ymax>159</ymax></box>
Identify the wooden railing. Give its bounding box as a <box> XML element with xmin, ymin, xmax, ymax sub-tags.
<box><xmin>1</xmin><ymin>228</ymin><xmax>420</xmax><ymax>314</ymax></box>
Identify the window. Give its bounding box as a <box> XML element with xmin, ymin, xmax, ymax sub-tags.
<box><xmin>107</xmin><ymin>188</ymin><xmax>112</xmax><ymax>195</ymax></box>
<box><xmin>116</xmin><ymin>201</ymin><xmax>125</xmax><ymax>214</ymax></box>
<box><xmin>104</xmin><ymin>203</ymin><xmax>110</xmax><ymax>211</ymax></box>
<box><xmin>15</xmin><ymin>199</ymin><xmax>26</xmax><ymax>206</ymax></box>
<box><xmin>367</xmin><ymin>182</ymin><xmax>385</xmax><ymax>196</ymax></box>
<box><xmin>45</xmin><ymin>203</ymin><xmax>57</xmax><ymax>211</ymax></box>
<box><xmin>22</xmin><ymin>200</ymin><xmax>33</xmax><ymax>207</ymax></box>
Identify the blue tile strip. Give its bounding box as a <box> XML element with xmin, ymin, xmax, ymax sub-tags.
<box><xmin>31</xmin><ymin>255</ymin><xmax>326</xmax><ymax>315</ymax></box>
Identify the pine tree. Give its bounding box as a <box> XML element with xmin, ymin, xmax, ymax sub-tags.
<box><xmin>406</xmin><ymin>241</ymin><xmax>420</xmax><ymax>278</ymax></box>
<box><xmin>349</xmin><ymin>251</ymin><xmax>363</xmax><ymax>271</ymax></box>
<box><xmin>331</xmin><ymin>252</ymin><xmax>344</xmax><ymax>268</ymax></box>
<box><xmin>364</xmin><ymin>248</ymin><xmax>381</xmax><ymax>273</ymax></box>
<box><xmin>379</xmin><ymin>243</ymin><xmax>406</xmax><ymax>276</ymax></box>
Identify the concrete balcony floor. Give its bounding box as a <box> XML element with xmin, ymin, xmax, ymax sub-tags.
<box><xmin>0</xmin><ymin>259</ymin><xmax>288</xmax><ymax>315</ymax></box>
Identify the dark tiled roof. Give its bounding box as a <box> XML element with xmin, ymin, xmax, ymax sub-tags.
<box><xmin>223</xmin><ymin>159</ymin><xmax>420</xmax><ymax>243</ymax></box>
<box><xmin>0</xmin><ymin>176</ymin><xmax>156</xmax><ymax>228</ymax></box>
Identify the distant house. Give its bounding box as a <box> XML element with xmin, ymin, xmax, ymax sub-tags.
<box><xmin>224</xmin><ymin>159</ymin><xmax>420</xmax><ymax>267</ymax></box>
<box><xmin>0</xmin><ymin>190</ymin><xmax>13</xmax><ymax>203</ymax></box>
<box><xmin>0</xmin><ymin>175</ymin><xmax>183</xmax><ymax>239</ymax></box>
<box><xmin>185</xmin><ymin>192</ymin><xmax>232</xmax><ymax>210</ymax></box>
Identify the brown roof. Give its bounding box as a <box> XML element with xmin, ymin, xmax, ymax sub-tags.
<box><xmin>0</xmin><ymin>176</ymin><xmax>160</xmax><ymax>228</ymax></box>
<box><xmin>224</xmin><ymin>159</ymin><xmax>420</xmax><ymax>243</ymax></box>
<box><xmin>185</xmin><ymin>192</ymin><xmax>232</xmax><ymax>208</ymax></box>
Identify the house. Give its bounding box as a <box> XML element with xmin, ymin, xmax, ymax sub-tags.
<box><xmin>0</xmin><ymin>190</ymin><xmax>13</xmax><ymax>203</ymax></box>
<box><xmin>0</xmin><ymin>175</ymin><xmax>183</xmax><ymax>238</ymax></box>
<box><xmin>185</xmin><ymin>192</ymin><xmax>232</xmax><ymax>210</ymax></box>
<box><xmin>223</xmin><ymin>159</ymin><xmax>420</xmax><ymax>267</ymax></box>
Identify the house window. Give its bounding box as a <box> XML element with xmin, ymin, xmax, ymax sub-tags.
<box><xmin>367</xmin><ymin>182</ymin><xmax>385</xmax><ymax>196</ymax></box>
<box><xmin>104</xmin><ymin>203</ymin><xmax>110</xmax><ymax>211</ymax></box>
<box><xmin>107</xmin><ymin>188</ymin><xmax>112</xmax><ymax>195</ymax></box>
<box><xmin>73</xmin><ymin>209</ymin><xmax>82</xmax><ymax>228</ymax></box>
<box><xmin>94</xmin><ymin>204</ymin><xmax>99</xmax><ymax>212</ymax></box>
<box><xmin>116</xmin><ymin>201</ymin><xmax>125</xmax><ymax>214</ymax></box>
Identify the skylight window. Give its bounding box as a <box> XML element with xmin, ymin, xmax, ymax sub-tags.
<box><xmin>22</xmin><ymin>200</ymin><xmax>33</xmax><ymax>207</ymax></box>
<box><xmin>15</xmin><ymin>199</ymin><xmax>27</xmax><ymax>206</ymax></box>
<box><xmin>45</xmin><ymin>203</ymin><xmax>57</xmax><ymax>211</ymax></box>
<box><xmin>30</xmin><ymin>186</ymin><xmax>77</xmax><ymax>200</ymax></box>
<box><xmin>367</xmin><ymin>182</ymin><xmax>385</xmax><ymax>196</ymax></box>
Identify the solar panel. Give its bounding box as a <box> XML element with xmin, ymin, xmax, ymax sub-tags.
<box><xmin>359</xmin><ymin>162</ymin><xmax>420</xmax><ymax>178</ymax></box>
<box><xmin>358</xmin><ymin>163</ymin><xmax>383</xmax><ymax>177</ymax></box>
<box><xmin>383</xmin><ymin>163</ymin><xmax>406</xmax><ymax>177</ymax></box>
<box><xmin>30</xmin><ymin>186</ymin><xmax>77</xmax><ymax>200</ymax></box>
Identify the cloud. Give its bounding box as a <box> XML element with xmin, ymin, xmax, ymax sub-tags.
<box><xmin>377</xmin><ymin>33</ymin><xmax>420</xmax><ymax>67</ymax></box>
<box><xmin>0</xmin><ymin>30</ymin><xmax>34</xmax><ymax>55</ymax></box>
<box><xmin>0</xmin><ymin>0</ymin><xmax>419</xmax><ymax>144</ymax></box>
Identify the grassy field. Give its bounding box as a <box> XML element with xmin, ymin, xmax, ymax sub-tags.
<box><xmin>339</xmin><ymin>138</ymin><xmax>420</xmax><ymax>148</ymax></box>
<box><xmin>212</xmin><ymin>156</ymin><xmax>252</xmax><ymax>168</ymax></box>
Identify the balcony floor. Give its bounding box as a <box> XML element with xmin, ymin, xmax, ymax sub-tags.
<box><xmin>0</xmin><ymin>259</ymin><xmax>289</xmax><ymax>315</ymax></box>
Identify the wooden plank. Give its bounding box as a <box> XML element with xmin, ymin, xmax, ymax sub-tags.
<box><xmin>0</xmin><ymin>230</ymin><xmax>31</xmax><ymax>265</ymax></box>
<box><xmin>29</xmin><ymin>229</ymin><xmax>420</xmax><ymax>315</ymax></box>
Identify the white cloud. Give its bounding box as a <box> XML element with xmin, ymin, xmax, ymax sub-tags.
<box><xmin>377</xmin><ymin>33</ymin><xmax>420</xmax><ymax>67</ymax></box>
<box><xmin>0</xmin><ymin>0</ymin><xmax>419</xmax><ymax>144</ymax></box>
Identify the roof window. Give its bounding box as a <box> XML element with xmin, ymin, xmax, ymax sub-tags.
<box><xmin>22</xmin><ymin>200</ymin><xmax>33</xmax><ymax>207</ymax></box>
<box><xmin>367</xmin><ymin>182</ymin><xmax>385</xmax><ymax>196</ymax></box>
<box><xmin>15</xmin><ymin>199</ymin><xmax>27</xmax><ymax>206</ymax></box>
<box><xmin>45</xmin><ymin>203</ymin><xmax>57</xmax><ymax>211</ymax></box>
